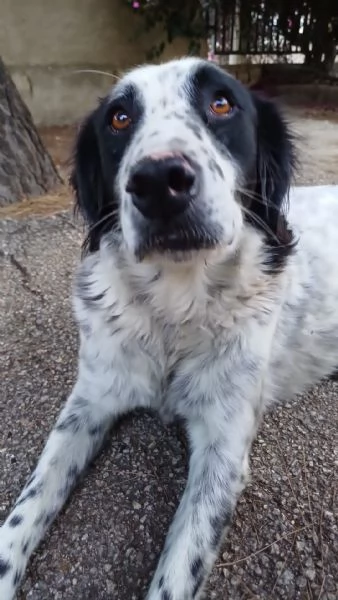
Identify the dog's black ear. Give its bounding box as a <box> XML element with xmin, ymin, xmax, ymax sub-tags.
<box><xmin>248</xmin><ymin>92</ymin><xmax>297</xmax><ymax>267</ymax></box>
<box><xmin>70</xmin><ymin>111</ymin><xmax>112</xmax><ymax>252</ymax></box>
<box><xmin>251</xmin><ymin>93</ymin><xmax>296</xmax><ymax>232</ymax></box>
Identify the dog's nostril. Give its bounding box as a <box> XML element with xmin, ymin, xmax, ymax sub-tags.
<box><xmin>126</xmin><ymin>173</ymin><xmax>147</xmax><ymax>197</ymax></box>
<box><xmin>167</xmin><ymin>165</ymin><xmax>195</xmax><ymax>194</ymax></box>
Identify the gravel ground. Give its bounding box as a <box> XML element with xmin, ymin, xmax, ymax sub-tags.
<box><xmin>1</xmin><ymin>113</ymin><xmax>337</xmax><ymax>600</ymax></box>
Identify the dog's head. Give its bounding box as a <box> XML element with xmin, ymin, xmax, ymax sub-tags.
<box><xmin>71</xmin><ymin>58</ymin><xmax>296</xmax><ymax>268</ymax></box>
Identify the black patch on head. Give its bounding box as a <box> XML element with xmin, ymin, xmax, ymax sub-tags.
<box><xmin>189</xmin><ymin>62</ymin><xmax>257</xmax><ymax>175</ymax></box>
<box><xmin>0</xmin><ymin>558</ymin><xmax>11</xmax><ymax>578</ymax></box>
<box><xmin>190</xmin><ymin>556</ymin><xmax>203</xmax><ymax>579</ymax></box>
<box><xmin>70</xmin><ymin>85</ymin><xmax>144</xmax><ymax>253</ymax></box>
<box><xmin>189</xmin><ymin>61</ymin><xmax>296</xmax><ymax>272</ymax></box>
<box><xmin>9</xmin><ymin>514</ymin><xmax>23</xmax><ymax>527</ymax></box>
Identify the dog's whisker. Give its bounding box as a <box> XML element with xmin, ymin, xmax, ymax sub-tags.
<box><xmin>71</xmin><ymin>69</ymin><xmax>121</xmax><ymax>81</ymax></box>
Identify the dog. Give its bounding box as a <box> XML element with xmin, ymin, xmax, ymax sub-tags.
<box><xmin>1</xmin><ymin>57</ymin><xmax>338</xmax><ymax>600</ymax></box>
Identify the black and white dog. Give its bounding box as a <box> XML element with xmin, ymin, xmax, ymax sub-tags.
<box><xmin>1</xmin><ymin>57</ymin><xmax>338</xmax><ymax>600</ymax></box>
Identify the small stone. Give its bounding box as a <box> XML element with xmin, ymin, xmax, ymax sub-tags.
<box><xmin>297</xmin><ymin>576</ymin><xmax>308</xmax><ymax>589</ymax></box>
<box><xmin>280</xmin><ymin>568</ymin><xmax>294</xmax><ymax>585</ymax></box>
<box><xmin>305</xmin><ymin>568</ymin><xmax>316</xmax><ymax>581</ymax></box>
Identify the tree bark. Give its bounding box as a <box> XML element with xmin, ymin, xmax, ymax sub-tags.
<box><xmin>0</xmin><ymin>57</ymin><xmax>62</xmax><ymax>206</ymax></box>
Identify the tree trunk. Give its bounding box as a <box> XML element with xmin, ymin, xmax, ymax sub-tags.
<box><xmin>0</xmin><ymin>57</ymin><xmax>62</xmax><ymax>206</ymax></box>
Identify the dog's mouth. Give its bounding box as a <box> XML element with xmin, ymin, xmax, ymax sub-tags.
<box><xmin>134</xmin><ymin>219</ymin><xmax>223</xmax><ymax>261</ymax></box>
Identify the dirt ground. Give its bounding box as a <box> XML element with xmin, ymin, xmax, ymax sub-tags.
<box><xmin>1</xmin><ymin>107</ymin><xmax>337</xmax><ymax>600</ymax></box>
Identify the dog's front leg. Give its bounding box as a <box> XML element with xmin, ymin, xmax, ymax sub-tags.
<box><xmin>0</xmin><ymin>330</ymin><xmax>158</xmax><ymax>600</ymax></box>
<box><xmin>147</xmin><ymin>338</ymin><xmax>266</xmax><ymax>600</ymax></box>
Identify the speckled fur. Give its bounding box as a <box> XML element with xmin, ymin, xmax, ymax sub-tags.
<box><xmin>1</xmin><ymin>57</ymin><xmax>338</xmax><ymax>600</ymax></box>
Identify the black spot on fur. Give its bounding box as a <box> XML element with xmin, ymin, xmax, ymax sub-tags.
<box><xmin>162</xmin><ymin>590</ymin><xmax>172</xmax><ymax>600</ymax></box>
<box><xmin>22</xmin><ymin>541</ymin><xmax>29</xmax><ymax>555</ymax></box>
<box><xmin>81</xmin><ymin>290</ymin><xmax>107</xmax><ymax>309</ymax></box>
<box><xmin>210</xmin><ymin>512</ymin><xmax>231</xmax><ymax>549</ymax></box>
<box><xmin>9</xmin><ymin>514</ymin><xmax>23</xmax><ymax>527</ymax></box>
<box><xmin>190</xmin><ymin>556</ymin><xmax>203</xmax><ymax>579</ymax></box>
<box><xmin>55</xmin><ymin>413</ymin><xmax>81</xmax><ymax>433</ymax></box>
<box><xmin>159</xmin><ymin>576</ymin><xmax>164</xmax><ymax>589</ymax></box>
<box><xmin>0</xmin><ymin>558</ymin><xmax>11</xmax><ymax>578</ymax></box>
<box><xmin>44</xmin><ymin>511</ymin><xmax>56</xmax><ymax>527</ymax></box>
<box><xmin>192</xmin><ymin>572</ymin><xmax>204</xmax><ymax>598</ymax></box>
<box><xmin>25</xmin><ymin>473</ymin><xmax>36</xmax><ymax>487</ymax></box>
<box><xmin>13</xmin><ymin>569</ymin><xmax>22</xmax><ymax>586</ymax></box>
<box><xmin>67</xmin><ymin>464</ymin><xmax>80</xmax><ymax>480</ymax></box>
<box><xmin>34</xmin><ymin>514</ymin><xmax>44</xmax><ymax>527</ymax></box>
<box><xmin>79</xmin><ymin>320</ymin><xmax>92</xmax><ymax>337</ymax></box>
<box><xmin>16</xmin><ymin>485</ymin><xmax>41</xmax><ymax>507</ymax></box>
<box><xmin>208</xmin><ymin>158</ymin><xmax>224</xmax><ymax>179</ymax></box>
<box><xmin>76</xmin><ymin>271</ymin><xmax>108</xmax><ymax>309</ymax></box>
<box><xmin>88</xmin><ymin>423</ymin><xmax>104</xmax><ymax>437</ymax></box>
<box><xmin>185</xmin><ymin>119</ymin><xmax>203</xmax><ymax>140</ymax></box>
<box><xmin>329</xmin><ymin>368</ymin><xmax>338</xmax><ymax>380</ymax></box>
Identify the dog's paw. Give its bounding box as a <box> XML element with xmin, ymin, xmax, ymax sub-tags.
<box><xmin>0</xmin><ymin>555</ymin><xmax>17</xmax><ymax>600</ymax></box>
<box><xmin>0</xmin><ymin>537</ymin><xmax>25</xmax><ymax>600</ymax></box>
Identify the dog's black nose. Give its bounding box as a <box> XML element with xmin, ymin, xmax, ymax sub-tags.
<box><xmin>126</xmin><ymin>156</ymin><xmax>197</xmax><ymax>219</ymax></box>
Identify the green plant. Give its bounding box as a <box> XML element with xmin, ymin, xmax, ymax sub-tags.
<box><xmin>125</xmin><ymin>0</ymin><xmax>210</xmax><ymax>59</ymax></box>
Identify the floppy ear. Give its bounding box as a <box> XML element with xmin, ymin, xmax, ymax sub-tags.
<box><xmin>70</xmin><ymin>111</ymin><xmax>114</xmax><ymax>252</ymax></box>
<box><xmin>249</xmin><ymin>93</ymin><xmax>296</xmax><ymax>249</ymax></box>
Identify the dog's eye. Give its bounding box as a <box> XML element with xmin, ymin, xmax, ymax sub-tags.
<box><xmin>111</xmin><ymin>110</ymin><xmax>132</xmax><ymax>131</ymax></box>
<box><xmin>210</xmin><ymin>96</ymin><xmax>232</xmax><ymax>116</ymax></box>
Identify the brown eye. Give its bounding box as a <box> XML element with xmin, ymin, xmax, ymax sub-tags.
<box><xmin>111</xmin><ymin>110</ymin><xmax>132</xmax><ymax>131</ymax></box>
<box><xmin>210</xmin><ymin>96</ymin><xmax>232</xmax><ymax>116</ymax></box>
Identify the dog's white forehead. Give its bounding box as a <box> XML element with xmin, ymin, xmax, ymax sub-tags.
<box><xmin>112</xmin><ymin>57</ymin><xmax>203</xmax><ymax>106</ymax></box>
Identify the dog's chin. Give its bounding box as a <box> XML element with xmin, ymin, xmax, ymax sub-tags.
<box><xmin>133</xmin><ymin>227</ymin><xmax>229</xmax><ymax>263</ymax></box>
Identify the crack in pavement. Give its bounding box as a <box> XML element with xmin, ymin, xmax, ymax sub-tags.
<box><xmin>1</xmin><ymin>248</ymin><xmax>46</xmax><ymax>303</ymax></box>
